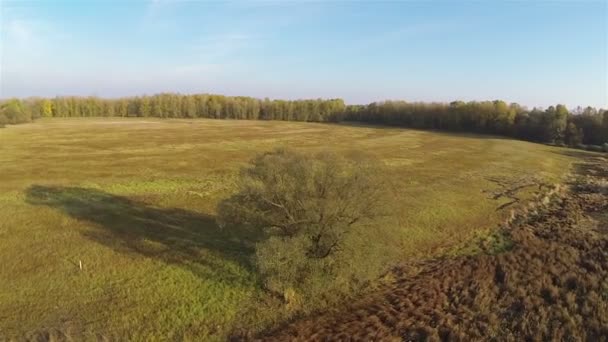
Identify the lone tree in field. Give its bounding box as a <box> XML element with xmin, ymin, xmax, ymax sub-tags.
<box><xmin>218</xmin><ymin>148</ymin><xmax>387</xmax><ymax>259</ymax></box>
<box><xmin>217</xmin><ymin>149</ymin><xmax>391</xmax><ymax>300</ymax></box>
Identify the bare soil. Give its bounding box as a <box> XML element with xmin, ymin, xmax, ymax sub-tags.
<box><xmin>257</xmin><ymin>156</ymin><xmax>608</xmax><ymax>341</ymax></box>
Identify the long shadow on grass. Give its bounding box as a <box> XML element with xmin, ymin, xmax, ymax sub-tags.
<box><xmin>26</xmin><ymin>185</ymin><xmax>260</xmax><ymax>283</ymax></box>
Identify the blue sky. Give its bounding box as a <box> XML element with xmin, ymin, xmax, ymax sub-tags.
<box><xmin>1</xmin><ymin>0</ymin><xmax>606</xmax><ymax>108</ymax></box>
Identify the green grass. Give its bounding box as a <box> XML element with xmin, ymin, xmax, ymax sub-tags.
<box><xmin>0</xmin><ymin>118</ymin><xmax>578</xmax><ymax>340</ymax></box>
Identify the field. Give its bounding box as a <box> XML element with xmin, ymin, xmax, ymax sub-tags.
<box><xmin>265</xmin><ymin>155</ymin><xmax>608</xmax><ymax>341</ymax></box>
<box><xmin>0</xmin><ymin>118</ymin><xmax>580</xmax><ymax>340</ymax></box>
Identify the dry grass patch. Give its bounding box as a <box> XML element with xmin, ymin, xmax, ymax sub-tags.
<box><xmin>0</xmin><ymin>118</ymin><xmax>582</xmax><ymax>340</ymax></box>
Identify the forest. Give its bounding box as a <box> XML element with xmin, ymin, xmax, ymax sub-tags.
<box><xmin>1</xmin><ymin>94</ymin><xmax>607</xmax><ymax>149</ymax></box>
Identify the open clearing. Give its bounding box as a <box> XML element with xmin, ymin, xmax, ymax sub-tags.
<box><xmin>0</xmin><ymin>118</ymin><xmax>582</xmax><ymax>340</ymax></box>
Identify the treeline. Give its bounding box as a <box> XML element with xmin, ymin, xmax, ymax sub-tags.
<box><xmin>344</xmin><ymin>101</ymin><xmax>608</xmax><ymax>149</ymax></box>
<box><xmin>1</xmin><ymin>94</ymin><xmax>606</xmax><ymax>149</ymax></box>
<box><xmin>0</xmin><ymin>94</ymin><xmax>345</xmax><ymax>124</ymax></box>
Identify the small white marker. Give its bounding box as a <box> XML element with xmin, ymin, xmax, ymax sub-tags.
<box><xmin>79</xmin><ymin>260</ymin><xmax>82</xmax><ymax>270</ymax></box>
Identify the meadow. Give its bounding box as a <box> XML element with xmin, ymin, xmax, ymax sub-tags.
<box><xmin>0</xmin><ymin>118</ymin><xmax>578</xmax><ymax>340</ymax></box>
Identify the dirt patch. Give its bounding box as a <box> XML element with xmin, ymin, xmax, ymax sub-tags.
<box><xmin>253</xmin><ymin>157</ymin><xmax>608</xmax><ymax>341</ymax></box>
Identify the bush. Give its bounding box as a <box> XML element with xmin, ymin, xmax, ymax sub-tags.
<box><xmin>217</xmin><ymin>148</ymin><xmax>396</xmax><ymax>306</ymax></box>
<box><xmin>603</xmin><ymin>143</ymin><xmax>608</xmax><ymax>153</ymax></box>
<box><xmin>0</xmin><ymin>99</ymin><xmax>31</xmax><ymax>125</ymax></box>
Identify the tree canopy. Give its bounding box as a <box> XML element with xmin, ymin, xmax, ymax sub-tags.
<box><xmin>1</xmin><ymin>94</ymin><xmax>606</xmax><ymax>148</ymax></box>
<box><xmin>217</xmin><ymin>149</ymin><xmax>392</xmax><ymax>303</ymax></box>
<box><xmin>345</xmin><ymin>100</ymin><xmax>607</xmax><ymax>147</ymax></box>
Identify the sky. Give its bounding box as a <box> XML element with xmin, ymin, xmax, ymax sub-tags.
<box><xmin>0</xmin><ymin>0</ymin><xmax>606</xmax><ymax>108</ymax></box>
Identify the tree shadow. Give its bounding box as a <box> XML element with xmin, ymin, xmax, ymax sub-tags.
<box><xmin>26</xmin><ymin>185</ymin><xmax>260</xmax><ymax>282</ymax></box>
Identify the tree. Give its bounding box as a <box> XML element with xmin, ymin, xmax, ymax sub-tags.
<box><xmin>104</xmin><ymin>100</ymin><xmax>115</xmax><ymax>117</ymax></box>
<box><xmin>217</xmin><ymin>149</ymin><xmax>390</xmax><ymax>297</ymax></box>
<box><xmin>41</xmin><ymin>99</ymin><xmax>53</xmax><ymax>117</ymax></box>
<box><xmin>218</xmin><ymin>148</ymin><xmax>386</xmax><ymax>258</ymax></box>
<box><xmin>552</xmin><ymin>104</ymin><xmax>569</xmax><ymax>143</ymax></box>
<box><xmin>571</xmin><ymin>108</ymin><xmax>603</xmax><ymax>145</ymax></box>
<box><xmin>0</xmin><ymin>99</ymin><xmax>30</xmax><ymax>124</ymax></box>
<box><xmin>140</xmin><ymin>96</ymin><xmax>151</xmax><ymax>117</ymax></box>
<box><xmin>564</xmin><ymin>122</ymin><xmax>583</xmax><ymax>146</ymax></box>
<box><xmin>151</xmin><ymin>97</ymin><xmax>163</xmax><ymax>117</ymax></box>
<box><xmin>127</xmin><ymin>97</ymin><xmax>140</xmax><ymax>117</ymax></box>
<box><xmin>603</xmin><ymin>110</ymin><xmax>608</xmax><ymax>141</ymax></box>
<box><xmin>52</xmin><ymin>97</ymin><xmax>67</xmax><ymax>117</ymax></box>
<box><xmin>183</xmin><ymin>96</ymin><xmax>197</xmax><ymax>118</ymax></box>
<box><xmin>116</xmin><ymin>99</ymin><xmax>128</xmax><ymax>117</ymax></box>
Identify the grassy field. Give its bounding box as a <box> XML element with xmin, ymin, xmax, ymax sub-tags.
<box><xmin>0</xmin><ymin>118</ymin><xmax>578</xmax><ymax>340</ymax></box>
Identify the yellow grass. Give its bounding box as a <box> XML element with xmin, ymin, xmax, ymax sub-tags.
<box><xmin>0</xmin><ymin>118</ymin><xmax>578</xmax><ymax>340</ymax></box>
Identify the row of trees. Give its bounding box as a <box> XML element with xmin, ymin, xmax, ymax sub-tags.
<box><xmin>2</xmin><ymin>94</ymin><xmax>607</xmax><ymax>147</ymax></box>
<box><xmin>344</xmin><ymin>101</ymin><xmax>608</xmax><ymax>148</ymax></box>
<box><xmin>0</xmin><ymin>94</ymin><xmax>345</xmax><ymax>123</ymax></box>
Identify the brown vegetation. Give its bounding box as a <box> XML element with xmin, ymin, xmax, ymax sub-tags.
<box><xmin>255</xmin><ymin>156</ymin><xmax>608</xmax><ymax>341</ymax></box>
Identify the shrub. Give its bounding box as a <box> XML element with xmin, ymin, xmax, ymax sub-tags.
<box><xmin>603</xmin><ymin>143</ymin><xmax>608</xmax><ymax>153</ymax></box>
<box><xmin>217</xmin><ymin>148</ymin><xmax>396</xmax><ymax>305</ymax></box>
<box><xmin>0</xmin><ymin>99</ymin><xmax>31</xmax><ymax>125</ymax></box>
<box><xmin>587</xmin><ymin>145</ymin><xmax>603</xmax><ymax>152</ymax></box>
